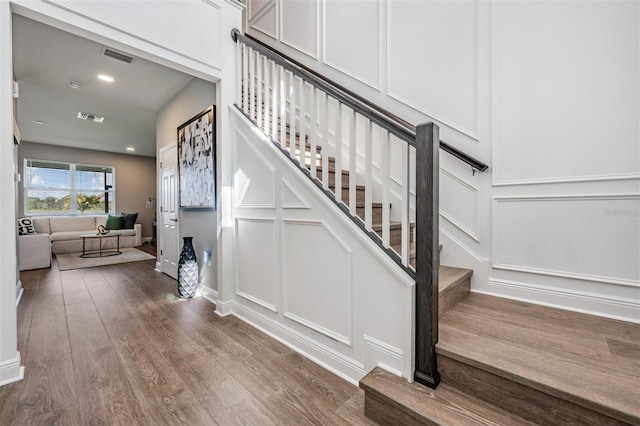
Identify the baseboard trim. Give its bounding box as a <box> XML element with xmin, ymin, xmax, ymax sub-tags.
<box><xmin>484</xmin><ymin>278</ymin><xmax>640</xmax><ymax>324</ymax></box>
<box><xmin>198</xmin><ymin>286</ymin><xmax>218</xmax><ymax>306</ymax></box>
<box><xmin>154</xmin><ymin>261</ymin><xmax>161</xmax><ymax>272</ymax></box>
<box><xmin>0</xmin><ymin>353</ymin><xmax>24</xmax><ymax>386</ymax></box>
<box><xmin>228</xmin><ymin>300</ymin><xmax>366</xmax><ymax>386</ymax></box>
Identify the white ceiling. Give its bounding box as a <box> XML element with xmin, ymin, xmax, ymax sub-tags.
<box><xmin>12</xmin><ymin>15</ymin><xmax>195</xmax><ymax>157</ymax></box>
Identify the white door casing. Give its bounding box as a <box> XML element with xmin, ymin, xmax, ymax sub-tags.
<box><xmin>160</xmin><ymin>143</ymin><xmax>179</xmax><ymax>279</ymax></box>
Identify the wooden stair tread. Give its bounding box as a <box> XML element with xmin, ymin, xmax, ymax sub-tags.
<box><xmin>437</xmin><ymin>293</ymin><xmax>640</xmax><ymax>425</ymax></box>
<box><xmin>372</xmin><ymin>222</ymin><xmax>414</xmax><ymax>232</ymax></box>
<box><xmin>359</xmin><ymin>367</ymin><xmax>535</xmax><ymax>426</ymax></box>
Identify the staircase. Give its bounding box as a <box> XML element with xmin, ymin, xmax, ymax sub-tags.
<box><xmin>233</xmin><ymin>31</ymin><xmax>640</xmax><ymax>426</ymax></box>
<box><xmin>360</xmin><ymin>279</ymin><xmax>640</xmax><ymax>425</ymax></box>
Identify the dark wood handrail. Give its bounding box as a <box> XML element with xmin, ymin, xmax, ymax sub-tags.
<box><xmin>232</xmin><ymin>29</ymin><xmax>489</xmax><ymax>173</ymax></box>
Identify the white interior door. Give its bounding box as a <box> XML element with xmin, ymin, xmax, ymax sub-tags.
<box><xmin>160</xmin><ymin>143</ymin><xmax>179</xmax><ymax>279</ymax></box>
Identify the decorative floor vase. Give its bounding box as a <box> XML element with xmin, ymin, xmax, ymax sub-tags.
<box><xmin>178</xmin><ymin>236</ymin><xmax>198</xmax><ymax>298</ymax></box>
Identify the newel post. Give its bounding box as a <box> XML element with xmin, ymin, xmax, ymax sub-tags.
<box><xmin>414</xmin><ymin>122</ymin><xmax>440</xmax><ymax>389</ymax></box>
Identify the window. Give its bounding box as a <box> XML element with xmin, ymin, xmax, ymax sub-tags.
<box><xmin>24</xmin><ymin>159</ymin><xmax>115</xmax><ymax>215</ymax></box>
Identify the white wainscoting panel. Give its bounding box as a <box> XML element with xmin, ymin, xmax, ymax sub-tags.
<box><xmin>493</xmin><ymin>195</ymin><xmax>640</xmax><ymax>286</ymax></box>
<box><xmin>281</xmin><ymin>0</ymin><xmax>318</xmax><ymax>58</ymax></box>
<box><xmin>440</xmin><ymin>168</ymin><xmax>479</xmax><ymax>241</ymax></box>
<box><xmin>229</xmin><ymin>108</ymin><xmax>414</xmax><ymax>383</ymax></box>
<box><xmin>234</xmin><ymin>129</ymin><xmax>276</xmax><ymax>208</ymax></box>
<box><xmin>249</xmin><ymin>0</ymin><xmax>278</xmax><ymax>39</ymax></box>
<box><xmin>492</xmin><ymin>0</ymin><xmax>640</xmax><ymax>184</ymax></box>
<box><xmin>235</xmin><ymin>218</ymin><xmax>278</xmax><ymax>312</ymax></box>
<box><xmin>323</xmin><ymin>0</ymin><xmax>380</xmax><ymax>89</ymax></box>
<box><xmin>281</xmin><ymin>178</ymin><xmax>309</xmax><ymax>209</ymax></box>
<box><xmin>51</xmin><ymin>0</ymin><xmax>222</xmax><ymax>69</ymax></box>
<box><xmin>387</xmin><ymin>0</ymin><xmax>478</xmax><ymax>138</ymax></box>
<box><xmin>282</xmin><ymin>220</ymin><xmax>353</xmax><ymax>345</ymax></box>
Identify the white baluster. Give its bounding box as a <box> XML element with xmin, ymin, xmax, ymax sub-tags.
<box><xmin>321</xmin><ymin>92</ymin><xmax>329</xmax><ymax>190</ymax></box>
<box><xmin>279</xmin><ymin>67</ymin><xmax>286</xmax><ymax>148</ymax></box>
<box><xmin>401</xmin><ymin>141</ymin><xmax>410</xmax><ymax>267</ymax></box>
<box><xmin>309</xmin><ymin>86</ymin><xmax>317</xmax><ymax>177</ymax></box>
<box><xmin>334</xmin><ymin>101</ymin><xmax>343</xmax><ymax>203</ymax></box>
<box><xmin>289</xmin><ymin>74</ymin><xmax>296</xmax><ymax>158</ymax></box>
<box><xmin>381</xmin><ymin>128</ymin><xmax>390</xmax><ymax>248</ymax></box>
<box><xmin>242</xmin><ymin>44</ymin><xmax>248</xmax><ymax>113</ymax></box>
<box><xmin>256</xmin><ymin>53</ymin><xmax>263</xmax><ymax>127</ymax></box>
<box><xmin>298</xmin><ymin>78</ymin><xmax>306</xmax><ymax>166</ymax></box>
<box><xmin>248</xmin><ymin>47</ymin><xmax>255</xmax><ymax>120</ymax></box>
<box><xmin>364</xmin><ymin>119</ymin><xmax>373</xmax><ymax>231</ymax></box>
<box><xmin>271</xmin><ymin>60</ymin><xmax>278</xmax><ymax>140</ymax></box>
<box><xmin>236</xmin><ymin>41</ymin><xmax>241</xmax><ymax>106</ymax></box>
<box><xmin>349</xmin><ymin>108</ymin><xmax>356</xmax><ymax>215</ymax></box>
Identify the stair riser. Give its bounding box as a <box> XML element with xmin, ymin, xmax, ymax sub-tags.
<box><xmin>375</xmin><ymin>227</ymin><xmax>414</xmax><ymax>247</ymax></box>
<box><xmin>365</xmin><ymin>393</ymin><xmax>423</xmax><ymax>426</ymax></box>
<box><xmin>355</xmin><ymin>207</ymin><xmax>383</xmax><ymax>224</ymax></box>
<box><xmin>438</xmin><ymin>355</ymin><xmax>628</xmax><ymax>426</ymax></box>
<box><xmin>439</xmin><ymin>277</ymin><xmax>470</xmax><ymax>317</ymax></box>
<box><xmin>317</xmin><ymin>169</ymin><xmax>351</xmax><ymax>185</ymax></box>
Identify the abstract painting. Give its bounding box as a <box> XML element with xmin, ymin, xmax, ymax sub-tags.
<box><xmin>177</xmin><ymin>106</ymin><xmax>216</xmax><ymax>209</ymax></box>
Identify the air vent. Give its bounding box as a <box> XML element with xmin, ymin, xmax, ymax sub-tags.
<box><xmin>77</xmin><ymin>112</ymin><xmax>105</xmax><ymax>123</ymax></box>
<box><xmin>103</xmin><ymin>48</ymin><xmax>133</xmax><ymax>64</ymax></box>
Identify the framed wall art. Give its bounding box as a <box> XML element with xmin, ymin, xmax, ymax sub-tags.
<box><xmin>177</xmin><ymin>105</ymin><xmax>216</xmax><ymax>210</ymax></box>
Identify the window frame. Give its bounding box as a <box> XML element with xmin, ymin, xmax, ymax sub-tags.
<box><xmin>24</xmin><ymin>158</ymin><xmax>116</xmax><ymax>216</ymax></box>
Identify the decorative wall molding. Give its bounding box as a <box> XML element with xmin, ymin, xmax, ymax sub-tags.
<box><xmin>386</xmin><ymin>0</ymin><xmax>480</xmax><ymax>141</ymax></box>
<box><xmin>234</xmin><ymin>128</ymin><xmax>277</xmax><ymax>208</ymax></box>
<box><xmin>484</xmin><ymin>278</ymin><xmax>640</xmax><ymax>324</ymax></box>
<box><xmin>234</xmin><ymin>217</ymin><xmax>278</xmax><ymax>311</ymax></box>
<box><xmin>281</xmin><ymin>219</ymin><xmax>353</xmax><ymax>346</ymax></box>
<box><xmin>492</xmin><ymin>194</ymin><xmax>640</xmax><ymax>286</ymax></box>
<box><xmin>280</xmin><ymin>0</ymin><xmax>319</xmax><ymax>60</ymax></box>
<box><xmin>281</xmin><ymin>178</ymin><xmax>309</xmax><ymax>209</ymax></box>
<box><xmin>248</xmin><ymin>0</ymin><xmax>278</xmax><ymax>40</ymax></box>
<box><xmin>440</xmin><ymin>168</ymin><xmax>479</xmax><ymax>242</ymax></box>
<box><xmin>493</xmin><ymin>172</ymin><xmax>640</xmax><ymax>187</ymax></box>
<box><xmin>321</xmin><ymin>0</ymin><xmax>381</xmax><ymax>90</ymax></box>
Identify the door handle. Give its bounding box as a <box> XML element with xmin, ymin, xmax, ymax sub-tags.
<box><xmin>170</xmin><ymin>218</ymin><xmax>178</xmax><ymax>222</ymax></box>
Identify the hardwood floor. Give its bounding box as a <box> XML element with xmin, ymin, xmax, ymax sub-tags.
<box><xmin>1</xmin><ymin>256</ymin><xmax>374</xmax><ymax>425</ymax></box>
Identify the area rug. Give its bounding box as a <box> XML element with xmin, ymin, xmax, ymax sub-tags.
<box><xmin>56</xmin><ymin>248</ymin><xmax>156</xmax><ymax>271</ymax></box>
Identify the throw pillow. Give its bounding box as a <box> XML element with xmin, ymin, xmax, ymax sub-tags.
<box><xmin>106</xmin><ymin>214</ymin><xmax>122</xmax><ymax>230</ymax></box>
<box><xmin>120</xmin><ymin>212</ymin><xmax>138</xmax><ymax>229</ymax></box>
<box><xmin>18</xmin><ymin>217</ymin><xmax>36</xmax><ymax>235</ymax></box>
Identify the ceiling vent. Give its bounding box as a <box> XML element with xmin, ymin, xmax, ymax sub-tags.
<box><xmin>103</xmin><ymin>48</ymin><xmax>134</xmax><ymax>64</ymax></box>
<box><xmin>77</xmin><ymin>112</ymin><xmax>105</xmax><ymax>123</ymax></box>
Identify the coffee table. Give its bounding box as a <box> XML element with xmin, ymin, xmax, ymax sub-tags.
<box><xmin>79</xmin><ymin>232</ymin><xmax>122</xmax><ymax>258</ymax></box>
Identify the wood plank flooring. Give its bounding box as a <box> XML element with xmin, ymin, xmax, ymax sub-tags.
<box><xmin>1</xmin><ymin>253</ymin><xmax>371</xmax><ymax>425</ymax></box>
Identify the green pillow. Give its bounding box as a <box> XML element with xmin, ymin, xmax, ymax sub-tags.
<box><xmin>106</xmin><ymin>215</ymin><xmax>122</xmax><ymax>230</ymax></box>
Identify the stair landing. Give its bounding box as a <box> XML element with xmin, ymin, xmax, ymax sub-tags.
<box><xmin>438</xmin><ymin>294</ymin><xmax>640</xmax><ymax>425</ymax></box>
<box><xmin>361</xmin><ymin>280</ymin><xmax>640</xmax><ymax>425</ymax></box>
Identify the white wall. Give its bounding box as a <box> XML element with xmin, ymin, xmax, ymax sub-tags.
<box><xmin>156</xmin><ymin>78</ymin><xmax>218</xmax><ymax>292</ymax></box>
<box><xmin>0</xmin><ymin>0</ymin><xmax>242</xmax><ymax>386</ymax></box>
<box><xmin>246</xmin><ymin>0</ymin><xmax>640</xmax><ymax>322</ymax></box>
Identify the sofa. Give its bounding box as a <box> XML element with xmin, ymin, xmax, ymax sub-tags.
<box><xmin>18</xmin><ymin>215</ymin><xmax>142</xmax><ymax>271</ymax></box>
<box><xmin>33</xmin><ymin>215</ymin><xmax>142</xmax><ymax>254</ymax></box>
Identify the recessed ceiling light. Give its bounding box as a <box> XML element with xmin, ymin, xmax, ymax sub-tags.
<box><xmin>126</xmin><ymin>147</ymin><xmax>135</xmax><ymax>152</ymax></box>
<box><xmin>68</xmin><ymin>81</ymin><xmax>81</xmax><ymax>89</ymax></box>
<box><xmin>97</xmin><ymin>74</ymin><xmax>114</xmax><ymax>83</ymax></box>
<box><xmin>35</xmin><ymin>120</ymin><xmax>44</xmax><ymax>125</ymax></box>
